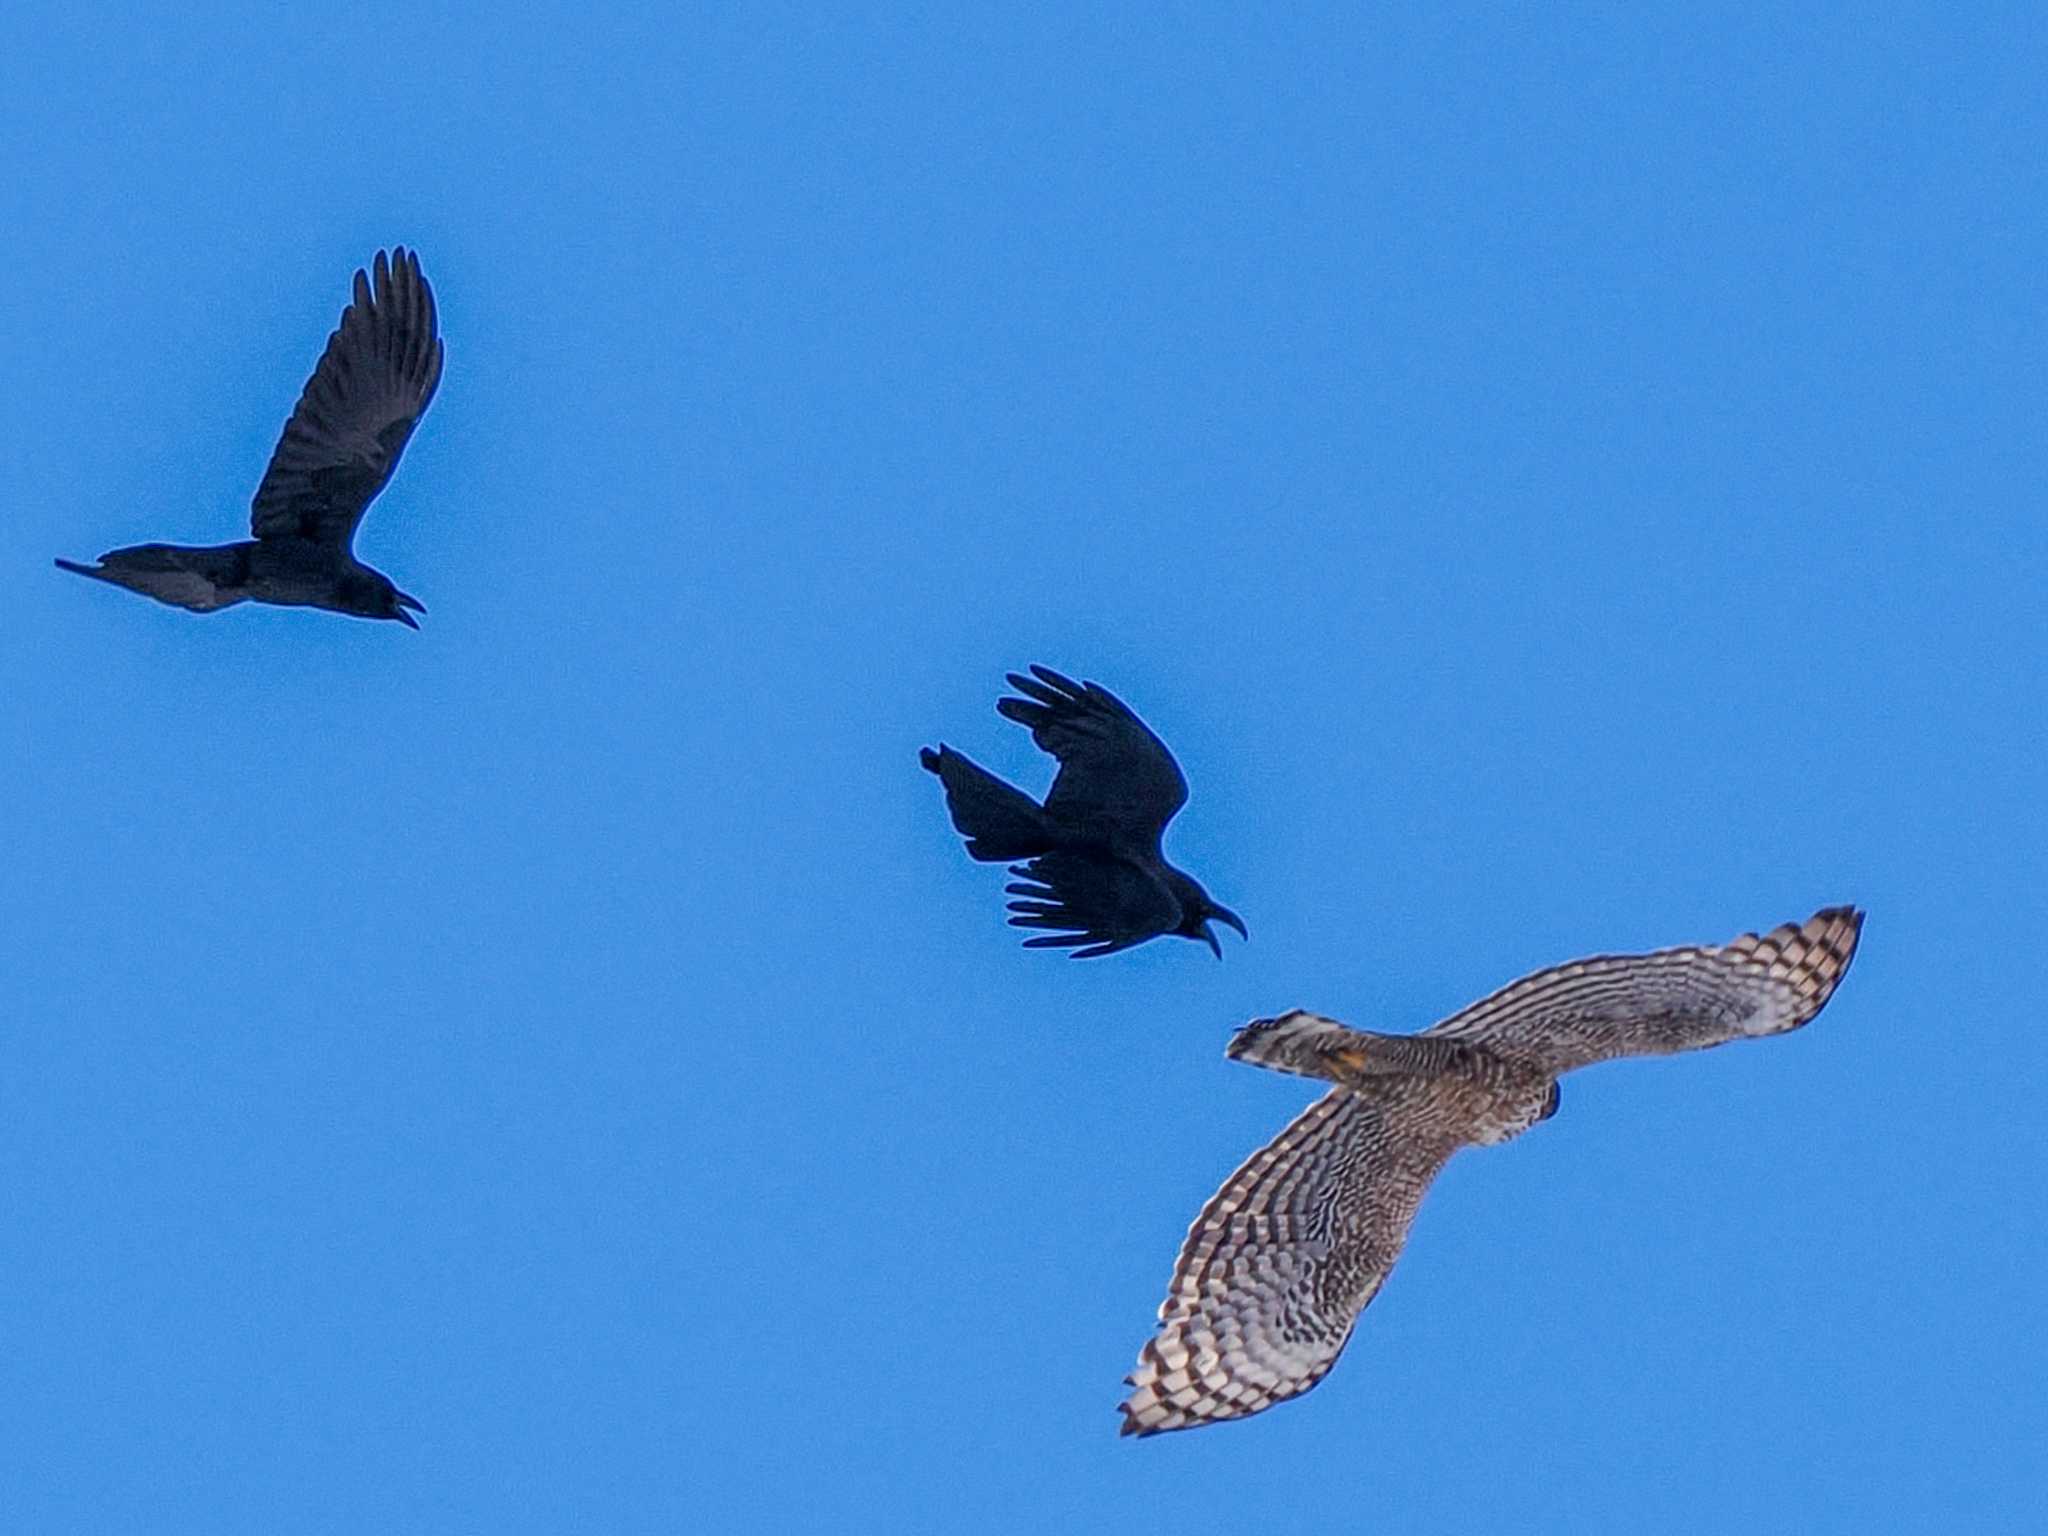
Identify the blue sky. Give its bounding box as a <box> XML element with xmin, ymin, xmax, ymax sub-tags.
<box><xmin>3</xmin><ymin>3</ymin><xmax>2042</xmax><ymax>1531</ymax></box>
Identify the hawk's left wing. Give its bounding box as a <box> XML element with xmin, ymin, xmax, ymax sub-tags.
<box><xmin>1120</xmin><ymin>1080</ymin><xmax>1469</xmax><ymax>1436</ymax></box>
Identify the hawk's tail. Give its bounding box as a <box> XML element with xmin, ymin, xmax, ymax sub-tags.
<box><xmin>1228</xmin><ymin>1011</ymin><xmax>1474</xmax><ymax>1086</ymax></box>
<box><xmin>919</xmin><ymin>745</ymin><xmax>1055</xmax><ymax>862</ymax></box>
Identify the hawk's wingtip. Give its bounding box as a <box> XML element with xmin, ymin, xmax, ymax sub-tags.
<box><xmin>1807</xmin><ymin>904</ymin><xmax>1866</xmax><ymax>952</ymax></box>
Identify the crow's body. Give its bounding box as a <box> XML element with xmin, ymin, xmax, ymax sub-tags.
<box><xmin>922</xmin><ymin>666</ymin><xmax>1244</xmax><ymax>958</ymax></box>
<box><xmin>56</xmin><ymin>248</ymin><xmax>442</xmax><ymax>628</ymax></box>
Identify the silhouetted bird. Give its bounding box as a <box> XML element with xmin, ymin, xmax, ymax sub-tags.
<box><xmin>921</xmin><ymin>666</ymin><xmax>1246</xmax><ymax>958</ymax></box>
<box><xmin>56</xmin><ymin>248</ymin><xmax>443</xmax><ymax>627</ymax></box>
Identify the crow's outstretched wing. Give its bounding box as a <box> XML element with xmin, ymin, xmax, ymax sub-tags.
<box><xmin>1421</xmin><ymin>908</ymin><xmax>1863</xmax><ymax>1076</ymax></box>
<box><xmin>996</xmin><ymin>666</ymin><xmax>1188</xmax><ymax>842</ymax></box>
<box><xmin>1004</xmin><ymin>851</ymin><xmax>1180</xmax><ymax>958</ymax></box>
<box><xmin>250</xmin><ymin>248</ymin><xmax>443</xmax><ymax>550</ymax></box>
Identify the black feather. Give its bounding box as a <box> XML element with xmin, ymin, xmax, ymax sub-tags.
<box><xmin>920</xmin><ymin>666</ymin><xmax>1244</xmax><ymax>960</ymax></box>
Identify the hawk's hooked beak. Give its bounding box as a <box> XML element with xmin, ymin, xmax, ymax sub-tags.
<box><xmin>394</xmin><ymin>590</ymin><xmax>425</xmax><ymax>629</ymax></box>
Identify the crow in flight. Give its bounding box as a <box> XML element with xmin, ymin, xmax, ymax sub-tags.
<box><xmin>922</xmin><ymin>666</ymin><xmax>1246</xmax><ymax>958</ymax></box>
<box><xmin>56</xmin><ymin>248</ymin><xmax>442</xmax><ymax>627</ymax></box>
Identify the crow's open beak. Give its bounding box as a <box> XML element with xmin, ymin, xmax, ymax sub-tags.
<box><xmin>394</xmin><ymin>590</ymin><xmax>425</xmax><ymax>629</ymax></box>
<box><xmin>1214</xmin><ymin>905</ymin><xmax>1248</xmax><ymax>942</ymax></box>
<box><xmin>1201</xmin><ymin>927</ymin><xmax>1223</xmax><ymax>960</ymax></box>
<box><xmin>393</xmin><ymin>607</ymin><xmax>420</xmax><ymax>629</ymax></box>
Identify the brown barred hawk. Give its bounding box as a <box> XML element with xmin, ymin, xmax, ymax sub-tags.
<box><xmin>1120</xmin><ymin>907</ymin><xmax>1864</xmax><ymax>1437</ymax></box>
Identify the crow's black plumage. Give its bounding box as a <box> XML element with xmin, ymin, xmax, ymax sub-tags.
<box><xmin>56</xmin><ymin>248</ymin><xmax>442</xmax><ymax>627</ymax></box>
<box><xmin>921</xmin><ymin>666</ymin><xmax>1246</xmax><ymax>959</ymax></box>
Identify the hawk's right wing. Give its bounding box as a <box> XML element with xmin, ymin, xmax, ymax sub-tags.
<box><xmin>1120</xmin><ymin>1081</ymin><xmax>1467</xmax><ymax>1436</ymax></box>
<box><xmin>1421</xmin><ymin>908</ymin><xmax>1863</xmax><ymax>1077</ymax></box>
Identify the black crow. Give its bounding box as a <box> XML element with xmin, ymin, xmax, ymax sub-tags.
<box><xmin>56</xmin><ymin>248</ymin><xmax>443</xmax><ymax>627</ymax></box>
<box><xmin>922</xmin><ymin>665</ymin><xmax>1246</xmax><ymax>958</ymax></box>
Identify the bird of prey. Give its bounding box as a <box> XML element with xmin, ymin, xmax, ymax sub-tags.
<box><xmin>921</xmin><ymin>665</ymin><xmax>1245</xmax><ymax>959</ymax></box>
<box><xmin>56</xmin><ymin>248</ymin><xmax>443</xmax><ymax>627</ymax></box>
<box><xmin>1120</xmin><ymin>906</ymin><xmax>1864</xmax><ymax>1436</ymax></box>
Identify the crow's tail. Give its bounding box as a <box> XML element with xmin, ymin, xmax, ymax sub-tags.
<box><xmin>920</xmin><ymin>745</ymin><xmax>1055</xmax><ymax>862</ymax></box>
<box><xmin>53</xmin><ymin>542</ymin><xmax>253</xmax><ymax>613</ymax></box>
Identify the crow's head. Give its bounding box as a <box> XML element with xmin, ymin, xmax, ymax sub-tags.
<box><xmin>338</xmin><ymin>568</ymin><xmax>427</xmax><ymax>628</ymax></box>
<box><xmin>1168</xmin><ymin>873</ymin><xmax>1248</xmax><ymax>959</ymax></box>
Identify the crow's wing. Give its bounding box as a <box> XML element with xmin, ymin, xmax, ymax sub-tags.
<box><xmin>1004</xmin><ymin>851</ymin><xmax>1180</xmax><ymax>958</ymax></box>
<box><xmin>1421</xmin><ymin>908</ymin><xmax>1863</xmax><ymax>1076</ymax></box>
<box><xmin>995</xmin><ymin>666</ymin><xmax>1188</xmax><ymax>841</ymax></box>
<box><xmin>250</xmin><ymin>248</ymin><xmax>443</xmax><ymax>550</ymax></box>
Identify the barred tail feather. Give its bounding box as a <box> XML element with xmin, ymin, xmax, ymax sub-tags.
<box><xmin>1227</xmin><ymin>1011</ymin><xmax>1473</xmax><ymax>1086</ymax></box>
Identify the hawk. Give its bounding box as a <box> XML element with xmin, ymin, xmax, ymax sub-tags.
<box><xmin>57</xmin><ymin>248</ymin><xmax>442</xmax><ymax>627</ymax></box>
<box><xmin>1120</xmin><ymin>906</ymin><xmax>1864</xmax><ymax>1436</ymax></box>
<box><xmin>922</xmin><ymin>666</ymin><xmax>1245</xmax><ymax>958</ymax></box>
